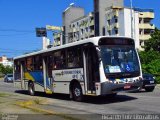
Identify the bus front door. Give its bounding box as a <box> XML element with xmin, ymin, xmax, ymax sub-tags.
<box><xmin>84</xmin><ymin>45</ymin><xmax>97</xmax><ymax>94</ymax></box>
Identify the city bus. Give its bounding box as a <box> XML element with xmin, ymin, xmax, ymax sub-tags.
<box><xmin>14</xmin><ymin>36</ymin><xmax>142</xmax><ymax>101</ymax></box>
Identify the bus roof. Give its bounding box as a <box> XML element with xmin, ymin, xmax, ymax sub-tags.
<box><xmin>14</xmin><ymin>36</ymin><xmax>133</xmax><ymax>60</ymax></box>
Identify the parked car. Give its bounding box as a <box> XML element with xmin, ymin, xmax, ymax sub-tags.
<box><xmin>142</xmin><ymin>73</ymin><xmax>156</xmax><ymax>92</ymax></box>
<box><xmin>4</xmin><ymin>74</ymin><xmax>13</xmax><ymax>83</ymax></box>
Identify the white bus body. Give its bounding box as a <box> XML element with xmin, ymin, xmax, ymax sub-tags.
<box><xmin>14</xmin><ymin>36</ymin><xmax>143</xmax><ymax>101</ymax></box>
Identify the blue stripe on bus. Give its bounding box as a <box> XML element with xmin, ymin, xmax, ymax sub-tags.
<box><xmin>29</xmin><ymin>71</ymin><xmax>51</xmax><ymax>88</ymax></box>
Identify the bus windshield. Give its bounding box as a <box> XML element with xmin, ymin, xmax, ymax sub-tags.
<box><xmin>100</xmin><ymin>45</ymin><xmax>140</xmax><ymax>78</ymax></box>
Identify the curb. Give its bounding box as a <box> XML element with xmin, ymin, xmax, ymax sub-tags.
<box><xmin>156</xmin><ymin>84</ymin><xmax>160</xmax><ymax>89</ymax></box>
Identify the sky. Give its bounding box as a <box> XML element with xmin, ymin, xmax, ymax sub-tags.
<box><xmin>0</xmin><ymin>0</ymin><xmax>159</xmax><ymax>58</ymax></box>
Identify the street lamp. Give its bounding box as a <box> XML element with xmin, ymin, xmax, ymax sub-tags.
<box><xmin>130</xmin><ymin>0</ymin><xmax>133</xmax><ymax>38</ymax></box>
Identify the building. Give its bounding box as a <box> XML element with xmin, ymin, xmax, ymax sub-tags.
<box><xmin>137</xmin><ymin>8</ymin><xmax>155</xmax><ymax>49</ymax></box>
<box><xmin>94</xmin><ymin>0</ymin><xmax>124</xmax><ymax>36</ymax></box>
<box><xmin>0</xmin><ymin>56</ymin><xmax>13</xmax><ymax>67</ymax></box>
<box><xmin>62</xmin><ymin>4</ymin><xmax>85</xmax><ymax>44</ymax></box>
<box><xmin>105</xmin><ymin>6</ymin><xmax>155</xmax><ymax>49</ymax></box>
<box><xmin>69</xmin><ymin>12</ymin><xmax>95</xmax><ymax>42</ymax></box>
<box><xmin>53</xmin><ymin>0</ymin><xmax>155</xmax><ymax>50</ymax></box>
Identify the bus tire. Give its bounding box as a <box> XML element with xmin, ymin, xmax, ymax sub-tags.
<box><xmin>28</xmin><ymin>81</ymin><xmax>35</xmax><ymax>96</ymax></box>
<box><xmin>72</xmin><ymin>83</ymin><xmax>83</xmax><ymax>102</ymax></box>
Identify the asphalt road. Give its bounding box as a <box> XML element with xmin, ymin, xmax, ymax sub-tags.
<box><xmin>0</xmin><ymin>80</ymin><xmax>160</xmax><ymax>120</ymax></box>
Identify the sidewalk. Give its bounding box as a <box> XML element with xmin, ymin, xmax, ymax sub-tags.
<box><xmin>156</xmin><ymin>84</ymin><xmax>160</xmax><ymax>89</ymax></box>
<box><xmin>0</xmin><ymin>92</ymin><xmax>68</xmax><ymax>120</ymax></box>
<box><xmin>0</xmin><ymin>92</ymin><xmax>87</xmax><ymax>120</ymax></box>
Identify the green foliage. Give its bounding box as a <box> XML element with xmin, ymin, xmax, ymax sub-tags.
<box><xmin>139</xmin><ymin>51</ymin><xmax>160</xmax><ymax>64</ymax></box>
<box><xmin>0</xmin><ymin>64</ymin><xmax>13</xmax><ymax>76</ymax></box>
<box><xmin>139</xmin><ymin>28</ymin><xmax>160</xmax><ymax>84</ymax></box>
<box><xmin>145</xmin><ymin>28</ymin><xmax>160</xmax><ymax>52</ymax></box>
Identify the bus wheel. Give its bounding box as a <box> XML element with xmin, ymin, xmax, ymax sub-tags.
<box><xmin>72</xmin><ymin>83</ymin><xmax>83</xmax><ymax>102</ymax></box>
<box><xmin>28</xmin><ymin>82</ymin><xmax>35</xmax><ymax>96</ymax></box>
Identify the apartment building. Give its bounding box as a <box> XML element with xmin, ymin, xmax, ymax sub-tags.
<box><xmin>105</xmin><ymin>6</ymin><xmax>155</xmax><ymax>49</ymax></box>
<box><xmin>138</xmin><ymin>8</ymin><xmax>155</xmax><ymax>48</ymax></box>
<box><xmin>62</xmin><ymin>4</ymin><xmax>85</xmax><ymax>44</ymax></box>
<box><xmin>53</xmin><ymin>0</ymin><xmax>155</xmax><ymax>50</ymax></box>
<box><xmin>69</xmin><ymin>12</ymin><xmax>95</xmax><ymax>42</ymax></box>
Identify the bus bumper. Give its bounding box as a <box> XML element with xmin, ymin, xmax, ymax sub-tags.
<box><xmin>101</xmin><ymin>81</ymin><xmax>143</xmax><ymax>95</ymax></box>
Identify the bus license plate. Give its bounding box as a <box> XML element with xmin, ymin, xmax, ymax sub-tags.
<box><xmin>124</xmin><ymin>85</ymin><xmax>131</xmax><ymax>89</ymax></box>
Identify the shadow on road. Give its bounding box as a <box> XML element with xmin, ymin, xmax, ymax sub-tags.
<box><xmin>15</xmin><ymin>90</ymin><xmax>137</xmax><ymax>104</ymax></box>
<box><xmin>82</xmin><ymin>95</ymin><xmax>137</xmax><ymax>104</ymax></box>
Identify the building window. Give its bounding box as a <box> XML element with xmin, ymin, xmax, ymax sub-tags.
<box><xmin>115</xmin><ymin>18</ymin><xmax>118</xmax><ymax>23</ymax></box>
<box><xmin>86</xmin><ymin>27</ymin><xmax>88</xmax><ymax>32</ymax></box>
<box><xmin>115</xmin><ymin>29</ymin><xmax>118</xmax><ymax>34</ymax></box>
<box><xmin>108</xmin><ymin>30</ymin><xmax>111</xmax><ymax>35</ymax></box>
<box><xmin>107</xmin><ymin>20</ymin><xmax>111</xmax><ymax>25</ymax></box>
<box><xmin>81</xmin><ymin>29</ymin><xmax>84</xmax><ymax>35</ymax></box>
<box><xmin>103</xmin><ymin>27</ymin><xmax>105</xmax><ymax>36</ymax></box>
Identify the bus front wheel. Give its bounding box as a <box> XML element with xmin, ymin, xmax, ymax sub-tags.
<box><xmin>28</xmin><ymin>82</ymin><xmax>35</xmax><ymax>96</ymax></box>
<box><xmin>72</xmin><ymin>83</ymin><xmax>83</xmax><ymax>102</ymax></box>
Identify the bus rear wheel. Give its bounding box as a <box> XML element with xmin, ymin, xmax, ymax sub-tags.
<box><xmin>72</xmin><ymin>83</ymin><xmax>83</xmax><ymax>102</ymax></box>
<box><xmin>28</xmin><ymin>82</ymin><xmax>35</xmax><ymax>96</ymax></box>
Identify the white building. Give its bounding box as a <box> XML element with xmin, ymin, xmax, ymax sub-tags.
<box><xmin>0</xmin><ymin>56</ymin><xmax>13</xmax><ymax>67</ymax></box>
<box><xmin>105</xmin><ymin>6</ymin><xmax>155</xmax><ymax>49</ymax></box>
<box><xmin>53</xmin><ymin>3</ymin><xmax>155</xmax><ymax>50</ymax></box>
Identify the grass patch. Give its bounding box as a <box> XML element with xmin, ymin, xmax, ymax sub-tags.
<box><xmin>33</xmin><ymin>98</ymin><xmax>42</xmax><ymax>105</ymax></box>
<box><xmin>0</xmin><ymin>93</ymin><xmax>9</xmax><ymax>97</ymax></box>
<box><xmin>16</xmin><ymin>100</ymin><xmax>81</xmax><ymax>120</ymax></box>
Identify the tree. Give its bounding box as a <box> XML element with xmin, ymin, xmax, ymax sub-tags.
<box><xmin>139</xmin><ymin>28</ymin><xmax>160</xmax><ymax>83</ymax></box>
<box><xmin>0</xmin><ymin>64</ymin><xmax>13</xmax><ymax>77</ymax></box>
<box><xmin>145</xmin><ymin>28</ymin><xmax>160</xmax><ymax>52</ymax></box>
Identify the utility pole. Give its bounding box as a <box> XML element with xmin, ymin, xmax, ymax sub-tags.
<box><xmin>130</xmin><ymin>0</ymin><xmax>133</xmax><ymax>38</ymax></box>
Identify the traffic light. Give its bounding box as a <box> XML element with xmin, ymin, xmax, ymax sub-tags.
<box><xmin>36</xmin><ymin>28</ymin><xmax>47</xmax><ymax>37</ymax></box>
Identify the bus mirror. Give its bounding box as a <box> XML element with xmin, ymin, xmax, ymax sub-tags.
<box><xmin>96</xmin><ymin>48</ymin><xmax>102</xmax><ymax>62</ymax></box>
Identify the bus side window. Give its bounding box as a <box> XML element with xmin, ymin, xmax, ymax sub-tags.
<box><xmin>67</xmin><ymin>47</ymin><xmax>83</xmax><ymax>68</ymax></box>
<box><xmin>14</xmin><ymin>60</ymin><xmax>21</xmax><ymax>80</ymax></box>
<box><xmin>34</xmin><ymin>55</ymin><xmax>42</xmax><ymax>71</ymax></box>
<box><xmin>53</xmin><ymin>50</ymin><xmax>66</xmax><ymax>69</ymax></box>
<box><xmin>26</xmin><ymin>57</ymin><xmax>33</xmax><ymax>71</ymax></box>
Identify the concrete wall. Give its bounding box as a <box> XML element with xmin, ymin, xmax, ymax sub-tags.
<box><xmin>94</xmin><ymin>0</ymin><xmax>124</xmax><ymax>36</ymax></box>
<box><xmin>63</xmin><ymin>6</ymin><xmax>84</xmax><ymax>44</ymax></box>
<box><xmin>119</xmin><ymin>8</ymin><xmax>140</xmax><ymax>48</ymax></box>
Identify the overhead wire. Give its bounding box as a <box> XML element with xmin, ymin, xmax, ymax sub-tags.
<box><xmin>0</xmin><ymin>28</ymin><xmax>35</xmax><ymax>37</ymax></box>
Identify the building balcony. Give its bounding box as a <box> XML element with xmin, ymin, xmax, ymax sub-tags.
<box><xmin>85</xmin><ymin>32</ymin><xmax>90</xmax><ymax>38</ymax></box>
<box><xmin>139</xmin><ymin>34</ymin><xmax>151</xmax><ymax>40</ymax></box>
<box><xmin>53</xmin><ymin>40</ymin><xmax>61</xmax><ymax>46</ymax></box>
<box><xmin>139</xmin><ymin>23</ymin><xmax>155</xmax><ymax>29</ymax></box>
<box><xmin>73</xmin><ymin>28</ymin><xmax>77</xmax><ymax>32</ymax></box>
<box><xmin>89</xmin><ymin>30</ymin><xmax>94</xmax><ymax>36</ymax></box>
<box><xmin>54</xmin><ymin>34</ymin><xmax>60</xmax><ymax>39</ymax></box>
<box><xmin>112</xmin><ymin>23</ymin><xmax>119</xmax><ymax>29</ymax></box>
<box><xmin>139</xmin><ymin>12</ymin><xmax>154</xmax><ymax>19</ymax></box>
<box><xmin>89</xmin><ymin>20</ymin><xmax>94</xmax><ymax>26</ymax></box>
<box><xmin>113</xmin><ymin>10</ymin><xmax>118</xmax><ymax>17</ymax></box>
<box><xmin>106</xmin><ymin>25</ymin><xmax>111</xmax><ymax>31</ymax></box>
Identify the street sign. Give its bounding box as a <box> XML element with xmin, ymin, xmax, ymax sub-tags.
<box><xmin>36</xmin><ymin>28</ymin><xmax>47</xmax><ymax>37</ymax></box>
<box><xmin>46</xmin><ymin>25</ymin><xmax>63</xmax><ymax>31</ymax></box>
